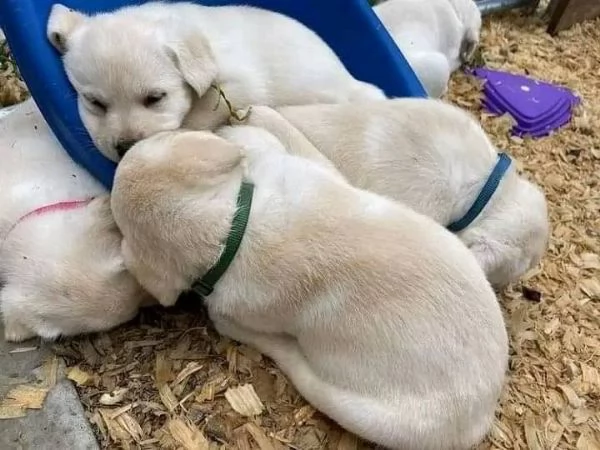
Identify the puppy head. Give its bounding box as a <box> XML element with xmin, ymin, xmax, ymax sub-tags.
<box><xmin>47</xmin><ymin>4</ymin><xmax>218</xmax><ymax>162</ymax></box>
<box><xmin>1</xmin><ymin>196</ymin><xmax>152</xmax><ymax>342</ymax></box>
<box><xmin>462</xmin><ymin>177</ymin><xmax>549</xmax><ymax>290</ymax></box>
<box><xmin>112</xmin><ymin>130</ymin><xmax>243</xmax><ymax>306</ymax></box>
<box><xmin>447</xmin><ymin>0</ymin><xmax>482</xmax><ymax>62</ymax></box>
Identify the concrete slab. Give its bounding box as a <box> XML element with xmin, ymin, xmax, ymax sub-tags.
<box><xmin>0</xmin><ymin>324</ymin><xmax>99</xmax><ymax>450</ymax></box>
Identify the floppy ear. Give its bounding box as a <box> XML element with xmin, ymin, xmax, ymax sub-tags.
<box><xmin>47</xmin><ymin>4</ymin><xmax>87</xmax><ymax>54</ymax></box>
<box><xmin>169</xmin><ymin>132</ymin><xmax>242</xmax><ymax>180</ymax></box>
<box><xmin>165</xmin><ymin>29</ymin><xmax>219</xmax><ymax>98</ymax></box>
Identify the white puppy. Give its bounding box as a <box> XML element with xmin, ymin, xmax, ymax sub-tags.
<box><xmin>0</xmin><ymin>99</ymin><xmax>150</xmax><ymax>342</ymax></box>
<box><xmin>240</xmin><ymin>101</ymin><xmax>549</xmax><ymax>289</ymax></box>
<box><xmin>111</xmin><ymin>126</ymin><xmax>508</xmax><ymax>449</ymax></box>
<box><xmin>46</xmin><ymin>2</ymin><xmax>385</xmax><ymax>162</ymax></box>
<box><xmin>374</xmin><ymin>0</ymin><xmax>482</xmax><ymax>97</ymax></box>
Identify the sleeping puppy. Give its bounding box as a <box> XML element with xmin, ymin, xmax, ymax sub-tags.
<box><xmin>46</xmin><ymin>2</ymin><xmax>385</xmax><ymax>162</ymax></box>
<box><xmin>111</xmin><ymin>126</ymin><xmax>508</xmax><ymax>449</ymax></box>
<box><xmin>374</xmin><ymin>0</ymin><xmax>481</xmax><ymax>97</ymax></box>
<box><xmin>240</xmin><ymin>101</ymin><xmax>549</xmax><ymax>289</ymax></box>
<box><xmin>0</xmin><ymin>99</ymin><xmax>150</xmax><ymax>342</ymax></box>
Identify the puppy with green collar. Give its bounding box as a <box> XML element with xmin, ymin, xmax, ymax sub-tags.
<box><xmin>111</xmin><ymin>125</ymin><xmax>508</xmax><ymax>450</ymax></box>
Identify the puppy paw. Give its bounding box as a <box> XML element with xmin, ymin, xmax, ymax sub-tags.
<box><xmin>3</xmin><ymin>319</ymin><xmax>36</xmax><ymax>343</ymax></box>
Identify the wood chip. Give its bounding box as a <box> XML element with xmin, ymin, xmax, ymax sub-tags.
<box><xmin>167</xmin><ymin>418</ymin><xmax>210</xmax><ymax>450</ymax></box>
<box><xmin>558</xmin><ymin>384</ymin><xmax>585</xmax><ymax>408</ymax></box>
<box><xmin>115</xmin><ymin>412</ymin><xmax>144</xmax><ymax>443</ymax></box>
<box><xmin>196</xmin><ymin>373</ymin><xmax>229</xmax><ymax>404</ymax></box>
<box><xmin>154</xmin><ymin>351</ymin><xmax>173</xmax><ymax>386</ymax></box>
<box><xmin>66</xmin><ymin>366</ymin><xmax>95</xmax><ymax>387</ymax></box>
<box><xmin>576</xmin><ymin>433</ymin><xmax>600</xmax><ymax>450</ymax></box>
<box><xmin>99</xmin><ymin>408</ymin><xmax>132</xmax><ymax>443</ymax></box>
<box><xmin>225</xmin><ymin>384</ymin><xmax>264</xmax><ymax>417</ymax></box>
<box><xmin>1</xmin><ymin>385</ymin><xmax>48</xmax><ymax>410</ymax></box>
<box><xmin>580</xmin><ymin>253</ymin><xmax>600</xmax><ymax>269</ymax></box>
<box><xmin>579</xmin><ymin>278</ymin><xmax>600</xmax><ymax>299</ymax></box>
<box><xmin>172</xmin><ymin>361</ymin><xmax>204</xmax><ymax>387</ymax></box>
<box><xmin>580</xmin><ymin>364</ymin><xmax>600</xmax><ymax>387</ymax></box>
<box><xmin>244</xmin><ymin>422</ymin><xmax>276</xmax><ymax>450</ymax></box>
<box><xmin>158</xmin><ymin>383</ymin><xmax>178</xmax><ymax>413</ymax></box>
<box><xmin>9</xmin><ymin>346</ymin><xmax>38</xmax><ymax>354</ymax></box>
<box><xmin>294</xmin><ymin>404</ymin><xmax>317</xmax><ymax>425</ymax></box>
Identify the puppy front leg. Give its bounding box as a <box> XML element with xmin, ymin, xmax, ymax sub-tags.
<box><xmin>209</xmin><ymin>314</ymin><xmax>385</xmax><ymax>447</ymax></box>
<box><xmin>237</xmin><ymin>106</ymin><xmax>345</xmax><ymax>180</ymax></box>
<box><xmin>1</xmin><ymin>285</ymin><xmax>37</xmax><ymax>342</ymax></box>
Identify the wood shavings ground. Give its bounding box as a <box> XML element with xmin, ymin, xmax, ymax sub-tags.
<box><xmin>2</xmin><ymin>10</ymin><xmax>600</xmax><ymax>449</ymax></box>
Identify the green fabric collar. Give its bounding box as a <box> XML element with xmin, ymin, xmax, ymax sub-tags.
<box><xmin>191</xmin><ymin>181</ymin><xmax>254</xmax><ymax>297</ymax></box>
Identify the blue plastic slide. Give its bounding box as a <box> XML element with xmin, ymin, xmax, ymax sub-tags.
<box><xmin>0</xmin><ymin>0</ymin><xmax>426</xmax><ymax>188</ymax></box>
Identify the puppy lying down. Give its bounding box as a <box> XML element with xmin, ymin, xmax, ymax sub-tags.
<box><xmin>111</xmin><ymin>126</ymin><xmax>508</xmax><ymax>449</ymax></box>
<box><xmin>241</xmin><ymin>100</ymin><xmax>549</xmax><ymax>289</ymax></box>
<box><xmin>0</xmin><ymin>99</ymin><xmax>150</xmax><ymax>342</ymax></box>
<box><xmin>374</xmin><ymin>0</ymin><xmax>482</xmax><ymax>97</ymax></box>
<box><xmin>47</xmin><ymin>2</ymin><xmax>385</xmax><ymax>162</ymax></box>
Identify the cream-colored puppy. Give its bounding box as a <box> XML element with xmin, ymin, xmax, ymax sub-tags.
<box><xmin>0</xmin><ymin>99</ymin><xmax>150</xmax><ymax>342</ymax></box>
<box><xmin>375</xmin><ymin>0</ymin><xmax>481</xmax><ymax>97</ymax></box>
<box><xmin>240</xmin><ymin>101</ymin><xmax>549</xmax><ymax>289</ymax></box>
<box><xmin>46</xmin><ymin>2</ymin><xmax>385</xmax><ymax>162</ymax></box>
<box><xmin>111</xmin><ymin>126</ymin><xmax>508</xmax><ymax>449</ymax></box>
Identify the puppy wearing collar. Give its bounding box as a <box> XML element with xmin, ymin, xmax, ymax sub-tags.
<box><xmin>240</xmin><ymin>100</ymin><xmax>549</xmax><ymax>289</ymax></box>
<box><xmin>0</xmin><ymin>99</ymin><xmax>151</xmax><ymax>342</ymax></box>
<box><xmin>46</xmin><ymin>2</ymin><xmax>385</xmax><ymax>162</ymax></box>
<box><xmin>111</xmin><ymin>125</ymin><xmax>508</xmax><ymax>449</ymax></box>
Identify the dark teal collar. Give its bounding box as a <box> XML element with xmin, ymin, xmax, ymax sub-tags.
<box><xmin>191</xmin><ymin>181</ymin><xmax>254</xmax><ymax>297</ymax></box>
<box><xmin>447</xmin><ymin>153</ymin><xmax>512</xmax><ymax>233</ymax></box>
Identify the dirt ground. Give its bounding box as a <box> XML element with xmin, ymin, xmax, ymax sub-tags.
<box><xmin>1</xmin><ymin>7</ymin><xmax>599</xmax><ymax>450</ymax></box>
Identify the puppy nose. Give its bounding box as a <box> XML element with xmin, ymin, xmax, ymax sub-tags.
<box><xmin>115</xmin><ymin>139</ymin><xmax>137</xmax><ymax>158</ymax></box>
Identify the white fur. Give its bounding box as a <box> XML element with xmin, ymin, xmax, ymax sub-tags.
<box><xmin>241</xmin><ymin>100</ymin><xmax>549</xmax><ymax>289</ymax></box>
<box><xmin>375</xmin><ymin>0</ymin><xmax>482</xmax><ymax>97</ymax></box>
<box><xmin>0</xmin><ymin>99</ymin><xmax>150</xmax><ymax>342</ymax></box>
<box><xmin>46</xmin><ymin>2</ymin><xmax>385</xmax><ymax>161</ymax></box>
<box><xmin>111</xmin><ymin>127</ymin><xmax>508</xmax><ymax>449</ymax></box>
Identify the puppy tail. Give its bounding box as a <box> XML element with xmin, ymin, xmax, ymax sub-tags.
<box><xmin>258</xmin><ymin>335</ymin><xmax>494</xmax><ymax>449</ymax></box>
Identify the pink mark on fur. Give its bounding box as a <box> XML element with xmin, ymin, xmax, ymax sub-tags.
<box><xmin>5</xmin><ymin>199</ymin><xmax>95</xmax><ymax>237</ymax></box>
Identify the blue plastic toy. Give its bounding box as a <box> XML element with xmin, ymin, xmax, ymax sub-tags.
<box><xmin>0</xmin><ymin>0</ymin><xmax>426</xmax><ymax>189</ymax></box>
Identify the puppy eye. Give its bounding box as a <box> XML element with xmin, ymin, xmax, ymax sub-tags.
<box><xmin>84</xmin><ymin>95</ymin><xmax>108</xmax><ymax>113</ymax></box>
<box><xmin>143</xmin><ymin>92</ymin><xmax>167</xmax><ymax>107</ymax></box>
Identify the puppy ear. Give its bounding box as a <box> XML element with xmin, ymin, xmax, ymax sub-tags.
<box><xmin>169</xmin><ymin>132</ymin><xmax>242</xmax><ymax>179</ymax></box>
<box><xmin>47</xmin><ymin>4</ymin><xmax>87</xmax><ymax>54</ymax></box>
<box><xmin>165</xmin><ymin>29</ymin><xmax>218</xmax><ymax>97</ymax></box>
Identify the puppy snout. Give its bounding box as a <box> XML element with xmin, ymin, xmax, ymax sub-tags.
<box><xmin>115</xmin><ymin>139</ymin><xmax>138</xmax><ymax>158</ymax></box>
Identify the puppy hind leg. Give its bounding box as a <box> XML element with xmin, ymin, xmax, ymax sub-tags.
<box><xmin>210</xmin><ymin>315</ymin><xmax>410</xmax><ymax>449</ymax></box>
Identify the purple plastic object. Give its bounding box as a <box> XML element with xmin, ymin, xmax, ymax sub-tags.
<box><xmin>484</xmin><ymin>85</ymin><xmax>573</xmax><ymax>126</ymax></box>
<box><xmin>483</xmin><ymin>95</ymin><xmax>572</xmax><ymax>127</ymax></box>
<box><xmin>473</xmin><ymin>68</ymin><xmax>580</xmax><ymax>138</ymax></box>
<box><xmin>483</xmin><ymin>97</ymin><xmax>572</xmax><ymax>138</ymax></box>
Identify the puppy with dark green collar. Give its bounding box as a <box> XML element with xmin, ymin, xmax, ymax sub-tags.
<box><xmin>111</xmin><ymin>125</ymin><xmax>508</xmax><ymax>450</ymax></box>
